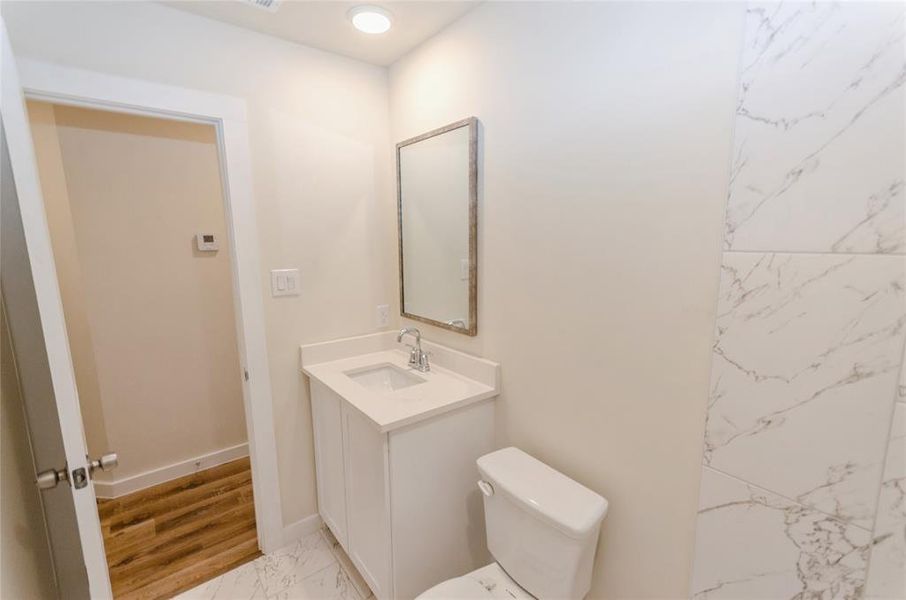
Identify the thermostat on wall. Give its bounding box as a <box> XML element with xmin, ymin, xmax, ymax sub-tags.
<box><xmin>196</xmin><ymin>233</ymin><xmax>219</xmax><ymax>252</ymax></box>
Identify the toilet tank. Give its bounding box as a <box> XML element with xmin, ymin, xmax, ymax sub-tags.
<box><xmin>477</xmin><ymin>448</ymin><xmax>609</xmax><ymax>600</ymax></box>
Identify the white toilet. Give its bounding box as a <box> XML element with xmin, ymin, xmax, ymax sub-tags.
<box><xmin>418</xmin><ymin>447</ymin><xmax>609</xmax><ymax>599</ymax></box>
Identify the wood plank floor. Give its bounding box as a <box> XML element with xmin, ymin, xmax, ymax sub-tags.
<box><xmin>97</xmin><ymin>457</ymin><xmax>260</xmax><ymax>599</ymax></box>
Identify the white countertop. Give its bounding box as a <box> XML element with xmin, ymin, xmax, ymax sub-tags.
<box><xmin>302</xmin><ymin>348</ymin><xmax>498</xmax><ymax>433</ymax></box>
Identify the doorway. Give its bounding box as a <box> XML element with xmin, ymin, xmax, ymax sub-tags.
<box><xmin>25</xmin><ymin>100</ymin><xmax>259</xmax><ymax>597</ymax></box>
<box><xmin>2</xmin><ymin>45</ymin><xmax>283</xmax><ymax>597</ymax></box>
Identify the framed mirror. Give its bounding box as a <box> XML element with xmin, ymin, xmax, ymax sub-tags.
<box><xmin>397</xmin><ymin>117</ymin><xmax>477</xmax><ymax>336</ymax></box>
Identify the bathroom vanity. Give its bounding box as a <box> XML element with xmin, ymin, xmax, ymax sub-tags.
<box><xmin>300</xmin><ymin>332</ymin><xmax>499</xmax><ymax>600</ymax></box>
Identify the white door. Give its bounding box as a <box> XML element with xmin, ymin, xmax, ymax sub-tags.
<box><xmin>0</xmin><ymin>20</ymin><xmax>113</xmax><ymax>599</ymax></box>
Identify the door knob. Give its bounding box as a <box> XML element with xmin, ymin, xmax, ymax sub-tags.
<box><xmin>88</xmin><ymin>452</ymin><xmax>118</xmax><ymax>474</ymax></box>
<box><xmin>36</xmin><ymin>467</ymin><xmax>69</xmax><ymax>490</ymax></box>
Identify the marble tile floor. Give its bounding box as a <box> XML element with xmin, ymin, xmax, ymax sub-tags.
<box><xmin>175</xmin><ymin>529</ymin><xmax>369</xmax><ymax>600</ymax></box>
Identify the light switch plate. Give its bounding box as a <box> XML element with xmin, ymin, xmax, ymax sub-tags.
<box><xmin>271</xmin><ymin>269</ymin><xmax>300</xmax><ymax>297</ymax></box>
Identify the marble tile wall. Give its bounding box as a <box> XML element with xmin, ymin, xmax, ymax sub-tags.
<box><xmin>864</xmin><ymin>399</ymin><xmax>905</xmax><ymax>599</ymax></box>
<box><xmin>690</xmin><ymin>2</ymin><xmax>906</xmax><ymax>599</ymax></box>
<box><xmin>724</xmin><ymin>2</ymin><xmax>905</xmax><ymax>254</ymax></box>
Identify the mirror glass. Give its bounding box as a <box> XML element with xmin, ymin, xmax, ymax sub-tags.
<box><xmin>397</xmin><ymin>118</ymin><xmax>477</xmax><ymax>335</ymax></box>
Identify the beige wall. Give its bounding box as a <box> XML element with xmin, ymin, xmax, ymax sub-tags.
<box><xmin>389</xmin><ymin>2</ymin><xmax>745</xmax><ymax>597</ymax></box>
<box><xmin>2</xmin><ymin>0</ymin><xmax>396</xmax><ymax>524</ymax></box>
<box><xmin>28</xmin><ymin>101</ymin><xmax>248</xmax><ymax>484</ymax></box>
<box><xmin>5</xmin><ymin>4</ymin><xmax>751</xmax><ymax>595</ymax></box>
<box><xmin>1</xmin><ymin>300</ymin><xmax>57</xmax><ymax>600</ymax></box>
<box><xmin>27</xmin><ymin>101</ymin><xmax>109</xmax><ymax>462</ymax></box>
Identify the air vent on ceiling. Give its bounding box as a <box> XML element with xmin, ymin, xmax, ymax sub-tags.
<box><xmin>238</xmin><ymin>0</ymin><xmax>281</xmax><ymax>12</ymax></box>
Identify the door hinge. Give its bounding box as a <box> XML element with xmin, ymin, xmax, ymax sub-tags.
<box><xmin>244</xmin><ymin>369</ymin><xmax>249</xmax><ymax>382</ymax></box>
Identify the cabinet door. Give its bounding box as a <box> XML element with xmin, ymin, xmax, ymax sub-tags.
<box><xmin>310</xmin><ymin>381</ymin><xmax>348</xmax><ymax>548</ymax></box>
<box><xmin>344</xmin><ymin>406</ymin><xmax>392</xmax><ymax>600</ymax></box>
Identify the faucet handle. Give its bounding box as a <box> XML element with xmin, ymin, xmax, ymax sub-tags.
<box><xmin>419</xmin><ymin>350</ymin><xmax>432</xmax><ymax>372</ymax></box>
<box><xmin>405</xmin><ymin>344</ymin><xmax>419</xmax><ymax>365</ymax></box>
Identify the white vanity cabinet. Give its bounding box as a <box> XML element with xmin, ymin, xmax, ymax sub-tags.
<box><xmin>305</xmin><ymin>339</ymin><xmax>498</xmax><ymax>600</ymax></box>
<box><xmin>300</xmin><ymin>332</ymin><xmax>500</xmax><ymax>600</ymax></box>
<box><xmin>343</xmin><ymin>405</ymin><xmax>392</xmax><ymax>597</ymax></box>
<box><xmin>309</xmin><ymin>380</ymin><xmax>349</xmax><ymax>547</ymax></box>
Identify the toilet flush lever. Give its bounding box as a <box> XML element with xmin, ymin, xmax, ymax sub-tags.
<box><xmin>477</xmin><ymin>480</ymin><xmax>494</xmax><ymax>497</ymax></box>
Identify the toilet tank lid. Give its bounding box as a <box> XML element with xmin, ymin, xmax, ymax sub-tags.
<box><xmin>477</xmin><ymin>447</ymin><xmax>609</xmax><ymax>540</ymax></box>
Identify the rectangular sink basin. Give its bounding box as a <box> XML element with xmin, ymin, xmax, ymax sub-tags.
<box><xmin>345</xmin><ymin>363</ymin><xmax>426</xmax><ymax>393</ymax></box>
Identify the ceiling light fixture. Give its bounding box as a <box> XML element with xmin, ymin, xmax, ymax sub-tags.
<box><xmin>348</xmin><ymin>5</ymin><xmax>392</xmax><ymax>34</ymax></box>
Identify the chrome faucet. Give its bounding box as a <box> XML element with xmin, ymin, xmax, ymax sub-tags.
<box><xmin>397</xmin><ymin>327</ymin><xmax>430</xmax><ymax>372</ymax></box>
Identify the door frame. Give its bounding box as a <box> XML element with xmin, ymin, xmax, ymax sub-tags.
<box><xmin>16</xmin><ymin>58</ymin><xmax>285</xmax><ymax>554</ymax></box>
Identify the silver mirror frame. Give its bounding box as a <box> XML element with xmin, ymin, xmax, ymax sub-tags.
<box><xmin>396</xmin><ymin>117</ymin><xmax>478</xmax><ymax>336</ymax></box>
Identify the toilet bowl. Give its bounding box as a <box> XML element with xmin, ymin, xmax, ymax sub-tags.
<box><xmin>416</xmin><ymin>447</ymin><xmax>609</xmax><ymax>600</ymax></box>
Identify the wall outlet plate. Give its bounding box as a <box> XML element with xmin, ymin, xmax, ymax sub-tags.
<box><xmin>271</xmin><ymin>269</ymin><xmax>300</xmax><ymax>297</ymax></box>
<box><xmin>376</xmin><ymin>304</ymin><xmax>390</xmax><ymax>328</ymax></box>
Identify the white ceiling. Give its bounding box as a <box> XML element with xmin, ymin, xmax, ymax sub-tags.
<box><xmin>161</xmin><ymin>1</ymin><xmax>479</xmax><ymax>66</ymax></box>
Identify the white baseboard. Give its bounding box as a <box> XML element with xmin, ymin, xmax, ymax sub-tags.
<box><xmin>282</xmin><ymin>513</ymin><xmax>323</xmax><ymax>547</ymax></box>
<box><xmin>93</xmin><ymin>442</ymin><xmax>249</xmax><ymax>499</ymax></box>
